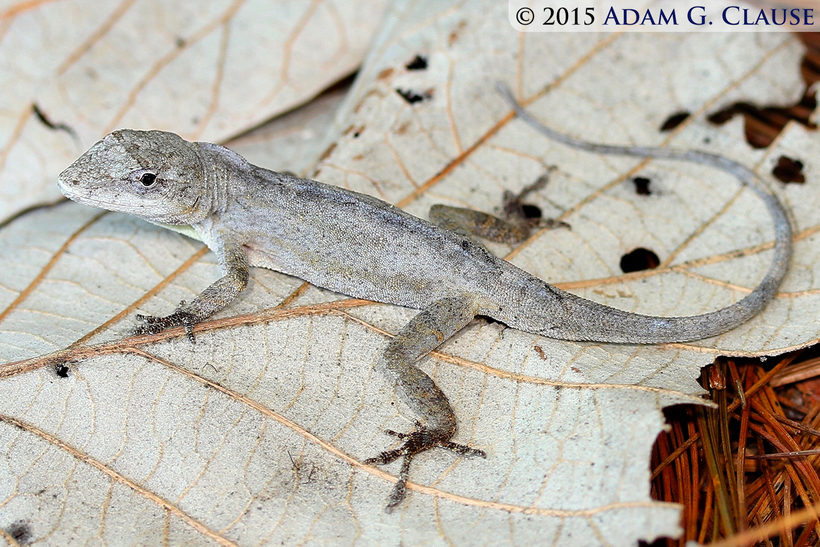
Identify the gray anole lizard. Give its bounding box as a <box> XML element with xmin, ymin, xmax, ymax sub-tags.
<box><xmin>56</xmin><ymin>83</ymin><xmax>793</xmax><ymax>509</ymax></box>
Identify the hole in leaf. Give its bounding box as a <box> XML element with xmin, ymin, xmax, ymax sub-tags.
<box><xmin>396</xmin><ymin>88</ymin><xmax>433</xmax><ymax>105</ymax></box>
<box><xmin>707</xmin><ymin>98</ymin><xmax>817</xmax><ymax>149</ymax></box>
<box><xmin>632</xmin><ymin>177</ymin><xmax>651</xmax><ymax>195</ymax></box>
<box><xmin>521</xmin><ymin>204</ymin><xmax>542</xmax><ymax>219</ymax></box>
<box><xmin>660</xmin><ymin>112</ymin><xmax>689</xmax><ymax>131</ymax></box>
<box><xmin>620</xmin><ymin>248</ymin><xmax>660</xmax><ymax>273</ymax></box>
<box><xmin>700</xmin><ymin>34</ymin><xmax>820</xmax><ymax>148</ymax></box>
<box><xmin>772</xmin><ymin>155</ymin><xmax>805</xmax><ymax>183</ymax></box>
<box><xmin>405</xmin><ymin>55</ymin><xmax>428</xmax><ymax>70</ymax></box>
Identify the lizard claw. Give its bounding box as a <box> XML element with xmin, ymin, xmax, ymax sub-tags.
<box><xmin>134</xmin><ymin>303</ymin><xmax>200</xmax><ymax>342</ymax></box>
<box><xmin>365</xmin><ymin>425</ymin><xmax>485</xmax><ymax>511</ymax></box>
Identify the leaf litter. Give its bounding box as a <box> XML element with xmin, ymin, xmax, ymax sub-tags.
<box><xmin>1</xmin><ymin>2</ymin><xmax>820</xmax><ymax>546</ymax></box>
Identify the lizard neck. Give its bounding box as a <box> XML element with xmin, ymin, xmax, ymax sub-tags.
<box><xmin>196</xmin><ymin>141</ymin><xmax>252</xmax><ymax>216</ymax></box>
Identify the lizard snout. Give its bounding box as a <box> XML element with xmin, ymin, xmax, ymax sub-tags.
<box><xmin>57</xmin><ymin>169</ymin><xmax>76</xmax><ymax>190</ymax></box>
<box><xmin>57</xmin><ymin>165</ymin><xmax>86</xmax><ymax>200</ymax></box>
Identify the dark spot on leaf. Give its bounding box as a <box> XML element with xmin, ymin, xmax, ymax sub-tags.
<box><xmin>521</xmin><ymin>204</ymin><xmax>542</xmax><ymax>219</ymax></box>
<box><xmin>533</xmin><ymin>345</ymin><xmax>547</xmax><ymax>360</ymax></box>
<box><xmin>343</xmin><ymin>125</ymin><xmax>364</xmax><ymax>138</ymax></box>
<box><xmin>55</xmin><ymin>363</ymin><xmax>69</xmax><ymax>378</ymax></box>
<box><xmin>620</xmin><ymin>248</ymin><xmax>660</xmax><ymax>273</ymax></box>
<box><xmin>396</xmin><ymin>88</ymin><xmax>433</xmax><ymax>105</ymax></box>
<box><xmin>632</xmin><ymin>177</ymin><xmax>651</xmax><ymax>195</ymax></box>
<box><xmin>7</xmin><ymin>521</ymin><xmax>32</xmax><ymax>544</ymax></box>
<box><xmin>32</xmin><ymin>104</ymin><xmax>77</xmax><ymax>139</ymax></box>
<box><xmin>772</xmin><ymin>156</ymin><xmax>805</xmax><ymax>183</ymax></box>
<box><xmin>176</xmin><ymin>37</ymin><xmax>185</xmax><ymax>48</ymax></box>
<box><xmin>461</xmin><ymin>240</ymin><xmax>470</xmax><ymax>250</ymax></box>
<box><xmin>405</xmin><ymin>55</ymin><xmax>428</xmax><ymax>70</ymax></box>
<box><xmin>660</xmin><ymin>112</ymin><xmax>689</xmax><ymax>131</ymax></box>
<box><xmin>703</xmin><ymin>137</ymin><xmax>711</xmax><ymax>144</ymax></box>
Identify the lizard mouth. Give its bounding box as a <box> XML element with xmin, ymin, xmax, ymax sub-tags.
<box><xmin>56</xmin><ymin>175</ymin><xmax>75</xmax><ymax>197</ymax></box>
<box><xmin>56</xmin><ymin>177</ymin><xmax>100</xmax><ymax>208</ymax></box>
<box><xmin>57</xmin><ymin>170</ymin><xmax>119</xmax><ymax>210</ymax></box>
<box><xmin>56</xmin><ymin>176</ymin><xmax>126</xmax><ymax>212</ymax></box>
<box><xmin>56</xmin><ymin>176</ymin><xmax>86</xmax><ymax>204</ymax></box>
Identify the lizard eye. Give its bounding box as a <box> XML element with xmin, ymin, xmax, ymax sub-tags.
<box><xmin>139</xmin><ymin>173</ymin><xmax>157</xmax><ymax>187</ymax></box>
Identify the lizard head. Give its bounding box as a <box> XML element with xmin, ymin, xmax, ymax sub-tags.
<box><xmin>58</xmin><ymin>129</ymin><xmax>209</xmax><ymax>225</ymax></box>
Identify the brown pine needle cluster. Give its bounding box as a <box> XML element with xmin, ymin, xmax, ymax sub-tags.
<box><xmin>650</xmin><ymin>350</ymin><xmax>820</xmax><ymax>546</ymax></box>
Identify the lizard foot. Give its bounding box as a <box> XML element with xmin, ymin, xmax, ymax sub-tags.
<box><xmin>134</xmin><ymin>302</ymin><xmax>200</xmax><ymax>342</ymax></box>
<box><xmin>535</xmin><ymin>218</ymin><xmax>571</xmax><ymax>231</ymax></box>
<box><xmin>365</xmin><ymin>425</ymin><xmax>485</xmax><ymax>511</ymax></box>
<box><xmin>502</xmin><ymin>168</ymin><xmax>570</xmax><ymax>232</ymax></box>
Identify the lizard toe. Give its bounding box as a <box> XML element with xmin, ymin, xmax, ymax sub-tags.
<box><xmin>366</xmin><ymin>425</ymin><xmax>485</xmax><ymax>509</ymax></box>
<box><xmin>133</xmin><ymin>309</ymin><xmax>201</xmax><ymax>342</ymax></box>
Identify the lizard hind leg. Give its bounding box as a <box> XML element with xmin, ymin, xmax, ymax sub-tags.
<box><xmin>367</xmin><ymin>295</ymin><xmax>488</xmax><ymax>510</ymax></box>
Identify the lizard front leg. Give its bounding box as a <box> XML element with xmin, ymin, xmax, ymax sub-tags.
<box><xmin>135</xmin><ymin>235</ymin><xmax>250</xmax><ymax>342</ymax></box>
<box><xmin>367</xmin><ymin>295</ymin><xmax>487</xmax><ymax>510</ymax></box>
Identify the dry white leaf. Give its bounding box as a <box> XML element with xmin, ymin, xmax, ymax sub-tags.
<box><xmin>0</xmin><ymin>0</ymin><xmax>388</xmax><ymax>224</ymax></box>
<box><xmin>226</xmin><ymin>84</ymin><xmax>349</xmax><ymax>177</ymax></box>
<box><xmin>1</xmin><ymin>1</ymin><xmax>819</xmax><ymax>546</ymax></box>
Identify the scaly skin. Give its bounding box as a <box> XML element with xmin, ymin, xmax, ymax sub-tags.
<box><xmin>57</xmin><ymin>87</ymin><xmax>792</xmax><ymax>509</ymax></box>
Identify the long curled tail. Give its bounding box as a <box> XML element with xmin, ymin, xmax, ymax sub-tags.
<box><xmin>496</xmin><ymin>82</ymin><xmax>792</xmax><ymax>343</ymax></box>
